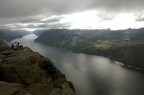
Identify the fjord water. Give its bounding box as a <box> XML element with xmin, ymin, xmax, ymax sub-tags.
<box><xmin>12</xmin><ymin>34</ymin><xmax>144</xmax><ymax>95</ymax></box>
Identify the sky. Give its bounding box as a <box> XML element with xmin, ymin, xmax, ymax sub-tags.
<box><xmin>0</xmin><ymin>0</ymin><xmax>144</xmax><ymax>30</ymax></box>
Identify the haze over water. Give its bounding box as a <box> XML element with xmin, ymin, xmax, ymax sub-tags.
<box><xmin>12</xmin><ymin>34</ymin><xmax>144</xmax><ymax>95</ymax></box>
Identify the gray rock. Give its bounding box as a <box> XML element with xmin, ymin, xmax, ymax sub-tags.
<box><xmin>62</xmin><ymin>83</ymin><xmax>76</xmax><ymax>95</ymax></box>
<box><xmin>49</xmin><ymin>88</ymin><xmax>62</xmax><ymax>95</ymax></box>
<box><xmin>0</xmin><ymin>81</ymin><xmax>29</xmax><ymax>95</ymax></box>
<box><xmin>24</xmin><ymin>93</ymin><xmax>33</xmax><ymax>95</ymax></box>
<box><xmin>49</xmin><ymin>83</ymin><xmax>76</xmax><ymax>95</ymax></box>
<box><xmin>0</xmin><ymin>40</ymin><xmax>76</xmax><ymax>95</ymax></box>
<box><xmin>13</xmin><ymin>65</ymin><xmax>42</xmax><ymax>84</ymax></box>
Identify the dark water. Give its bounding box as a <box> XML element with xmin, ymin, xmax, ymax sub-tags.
<box><xmin>12</xmin><ymin>34</ymin><xmax>144</xmax><ymax>95</ymax></box>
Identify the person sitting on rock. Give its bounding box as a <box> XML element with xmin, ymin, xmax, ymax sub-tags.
<box><xmin>19</xmin><ymin>45</ymin><xmax>23</xmax><ymax>48</ymax></box>
<box><xmin>17</xmin><ymin>42</ymin><xmax>20</xmax><ymax>48</ymax></box>
<box><xmin>17</xmin><ymin>42</ymin><xmax>23</xmax><ymax>48</ymax></box>
<box><xmin>13</xmin><ymin>42</ymin><xmax>18</xmax><ymax>50</ymax></box>
<box><xmin>11</xmin><ymin>43</ymin><xmax>14</xmax><ymax>49</ymax></box>
<box><xmin>11</xmin><ymin>42</ymin><xmax>17</xmax><ymax>49</ymax></box>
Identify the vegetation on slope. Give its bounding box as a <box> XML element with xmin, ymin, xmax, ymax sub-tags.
<box><xmin>35</xmin><ymin>29</ymin><xmax>144</xmax><ymax>70</ymax></box>
<box><xmin>0</xmin><ymin>29</ymin><xmax>30</xmax><ymax>41</ymax></box>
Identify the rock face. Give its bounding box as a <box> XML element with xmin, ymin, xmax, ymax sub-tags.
<box><xmin>0</xmin><ymin>40</ymin><xmax>76</xmax><ymax>95</ymax></box>
<box><xmin>0</xmin><ymin>81</ymin><xmax>28</xmax><ymax>95</ymax></box>
<box><xmin>50</xmin><ymin>83</ymin><xmax>75</xmax><ymax>95</ymax></box>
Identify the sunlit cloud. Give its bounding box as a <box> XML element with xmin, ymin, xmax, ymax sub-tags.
<box><xmin>0</xmin><ymin>10</ymin><xmax>144</xmax><ymax>30</ymax></box>
<box><xmin>60</xmin><ymin>10</ymin><xmax>100</xmax><ymax>29</ymax></box>
<box><xmin>59</xmin><ymin>11</ymin><xmax>144</xmax><ymax>30</ymax></box>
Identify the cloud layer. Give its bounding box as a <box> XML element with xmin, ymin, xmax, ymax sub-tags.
<box><xmin>0</xmin><ymin>0</ymin><xmax>144</xmax><ymax>30</ymax></box>
<box><xmin>0</xmin><ymin>0</ymin><xmax>144</xmax><ymax>17</ymax></box>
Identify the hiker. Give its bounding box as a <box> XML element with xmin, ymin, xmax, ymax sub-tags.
<box><xmin>13</xmin><ymin>42</ymin><xmax>18</xmax><ymax>50</ymax></box>
<box><xmin>17</xmin><ymin>42</ymin><xmax>23</xmax><ymax>48</ymax></box>
<box><xmin>11</xmin><ymin>42</ymin><xmax>17</xmax><ymax>49</ymax></box>
<box><xmin>19</xmin><ymin>45</ymin><xmax>23</xmax><ymax>48</ymax></box>
<box><xmin>16</xmin><ymin>42</ymin><xmax>20</xmax><ymax>48</ymax></box>
<box><xmin>11</xmin><ymin>43</ymin><xmax>14</xmax><ymax>48</ymax></box>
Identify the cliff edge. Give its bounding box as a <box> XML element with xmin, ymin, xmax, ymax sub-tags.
<box><xmin>0</xmin><ymin>40</ymin><xmax>76</xmax><ymax>95</ymax></box>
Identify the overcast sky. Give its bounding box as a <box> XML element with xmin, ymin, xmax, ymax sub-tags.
<box><xmin>0</xmin><ymin>0</ymin><xmax>144</xmax><ymax>30</ymax></box>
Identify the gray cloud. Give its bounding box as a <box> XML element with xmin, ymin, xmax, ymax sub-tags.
<box><xmin>136</xmin><ymin>18</ymin><xmax>144</xmax><ymax>22</ymax></box>
<box><xmin>135</xmin><ymin>12</ymin><xmax>144</xmax><ymax>22</ymax></box>
<box><xmin>89</xmin><ymin>0</ymin><xmax>144</xmax><ymax>12</ymax></box>
<box><xmin>15</xmin><ymin>18</ymin><xmax>40</xmax><ymax>23</ymax></box>
<box><xmin>0</xmin><ymin>0</ymin><xmax>144</xmax><ymax>18</ymax></box>
<box><xmin>0</xmin><ymin>17</ymin><xmax>70</xmax><ymax>30</ymax></box>
<box><xmin>1</xmin><ymin>0</ymin><xmax>144</xmax><ymax>30</ymax></box>
<box><xmin>8</xmin><ymin>15</ymin><xmax>63</xmax><ymax>24</ymax></box>
<box><xmin>0</xmin><ymin>0</ymin><xmax>86</xmax><ymax>17</ymax></box>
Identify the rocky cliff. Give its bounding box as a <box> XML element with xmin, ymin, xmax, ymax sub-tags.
<box><xmin>0</xmin><ymin>40</ymin><xmax>76</xmax><ymax>95</ymax></box>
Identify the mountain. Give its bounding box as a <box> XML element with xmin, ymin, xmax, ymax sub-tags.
<box><xmin>33</xmin><ymin>30</ymin><xmax>46</xmax><ymax>36</ymax></box>
<box><xmin>0</xmin><ymin>40</ymin><xmax>75</xmax><ymax>95</ymax></box>
<box><xmin>35</xmin><ymin>29</ymin><xmax>87</xmax><ymax>50</ymax></box>
<box><xmin>0</xmin><ymin>29</ymin><xmax>30</xmax><ymax>42</ymax></box>
<box><xmin>35</xmin><ymin>29</ymin><xmax>144</xmax><ymax>71</ymax></box>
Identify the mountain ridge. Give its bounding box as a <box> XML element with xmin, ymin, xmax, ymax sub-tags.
<box><xmin>35</xmin><ymin>29</ymin><xmax>144</xmax><ymax>71</ymax></box>
<box><xmin>0</xmin><ymin>29</ymin><xmax>30</xmax><ymax>42</ymax></box>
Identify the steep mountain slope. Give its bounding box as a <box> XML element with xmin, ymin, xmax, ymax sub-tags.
<box><xmin>33</xmin><ymin>30</ymin><xmax>46</xmax><ymax>36</ymax></box>
<box><xmin>0</xmin><ymin>40</ymin><xmax>75</xmax><ymax>95</ymax></box>
<box><xmin>35</xmin><ymin>29</ymin><xmax>86</xmax><ymax>50</ymax></box>
<box><xmin>35</xmin><ymin>29</ymin><xmax>144</xmax><ymax>71</ymax></box>
<box><xmin>0</xmin><ymin>29</ymin><xmax>30</xmax><ymax>42</ymax></box>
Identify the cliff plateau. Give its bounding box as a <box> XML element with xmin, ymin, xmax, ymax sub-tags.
<box><xmin>0</xmin><ymin>40</ymin><xmax>76</xmax><ymax>95</ymax></box>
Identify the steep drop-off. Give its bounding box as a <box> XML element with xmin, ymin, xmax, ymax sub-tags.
<box><xmin>0</xmin><ymin>40</ymin><xmax>75</xmax><ymax>95</ymax></box>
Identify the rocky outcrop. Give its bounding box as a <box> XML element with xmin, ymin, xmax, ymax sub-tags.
<box><xmin>0</xmin><ymin>40</ymin><xmax>76</xmax><ymax>95</ymax></box>
<box><xmin>50</xmin><ymin>83</ymin><xmax>75</xmax><ymax>95</ymax></box>
<box><xmin>0</xmin><ymin>81</ymin><xmax>30</xmax><ymax>95</ymax></box>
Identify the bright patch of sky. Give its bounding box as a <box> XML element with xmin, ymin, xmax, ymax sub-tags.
<box><xmin>1</xmin><ymin>10</ymin><xmax>144</xmax><ymax>31</ymax></box>
<box><xmin>59</xmin><ymin>10</ymin><xmax>144</xmax><ymax>30</ymax></box>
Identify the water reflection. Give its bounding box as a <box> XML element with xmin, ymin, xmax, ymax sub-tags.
<box><xmin>12</xmin><ymin>34</ymin><xmax>144</xmax><ymax>95</ymax></box>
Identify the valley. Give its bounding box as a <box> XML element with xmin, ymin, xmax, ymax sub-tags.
<box><xmin>13</xmin><ymin>34</ymin><xmax>144</xmax><ymax>95</ymax></box>
<box><xmin>35</xmin><ymin>29</ymin><xmax>144</xmax><ymax>70</ymax></box>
